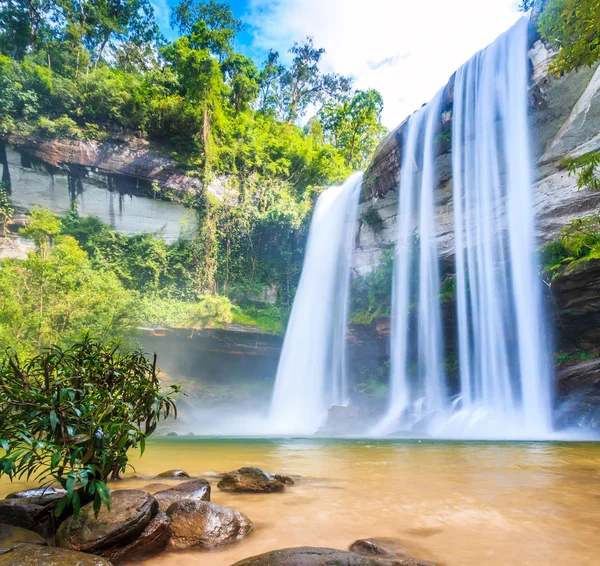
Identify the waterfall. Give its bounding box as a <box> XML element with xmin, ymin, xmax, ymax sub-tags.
<box><xmin>376</xmin><ymin>16</ymin><xmax>552</xmax><ymax>438</ymax></box>
<box><xmin>268</xmin><ymin>173</ymin><xmax>362</xmax><ymax>435</ymax></box>
<box><xmin>449</xmin><ymin>16</ymin><xmax>551</xmax><ymax>437</ymax></box>
<box><xmin>373</xmin><ymin>92</ymin><xmax>446</xmax><ymax>435</ymax></box>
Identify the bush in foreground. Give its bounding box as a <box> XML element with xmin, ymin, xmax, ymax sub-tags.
<box><xmin>0</xmin><ymin>336</ymin><xmax>180</xmax><ymax>516</ymax></box>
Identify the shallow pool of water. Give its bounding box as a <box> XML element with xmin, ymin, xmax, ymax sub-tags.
<box><xmin>2</xmin><ymin>438</ymin><xmax>600</xmax><ymax>565</ymax></box>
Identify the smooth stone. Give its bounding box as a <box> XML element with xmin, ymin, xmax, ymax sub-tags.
<box><xmin>56</xmin><ymin>490</ymin><xmax>157</xmax><ymax>554</ymax></box>
<box><xmin>0</xmin><ymin>525</ymin><xmax>46</xmax><ymax>554</ymax></box>
<box><xmin>167</xmin><ymin>500</ymin><xmax>252</xmax><ymax>550</ymax></box>
<box><xmin>349</xmin><ymin>538</ymin><xmax>436</xmax><ymax>565</ymax></box>
<box><xmin>105</xmin><ymin>511</ymin><xmax>172</xmax><ymax>564</ymax></box>
<box><xmin>0</xmin><ymin>544</ymin><xmax>112</xmax><ymax>565</ymax></box>
<box><xmin>217</xmin><ymin>467</ymin><xmax>292</xmax><ymax>493</ymax></box>
<box><xmin>230</xmin><ymin>547</ymin><xmax>435</xmax><ymax>566</ymax></box>
<box><xmin>6</xmin><ymin>488</ymin><xmax>67</xmax><ymax>507</ymax></box>
<box><xmin>157</xmin><ymin>470</ymin><xmax>190</xmax><ymax>479</ymax></box>
<box><xmin>143</xmin><ymin>483</ymin><xmax>171</xmax><ymax>493</ymax></box>
<box><xmin>154</xmin><ymin>479</ymin><xmax>211</xmax><ymax>512</ymax></box>
<box><xmin>166</xmin><ymin>432</ymin><xmax>178</xmax><ymax>437</ymax></box>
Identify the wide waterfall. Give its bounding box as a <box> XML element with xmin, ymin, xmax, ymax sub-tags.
<box><xmin>268</xmin><ymin>173</ymin><xmax>363</xmax><ymax>435</ymax></box>
<box><xmin>375</xmin><ymin>16</ymin><xmax>553</xmax><ymax>438</ymax></box>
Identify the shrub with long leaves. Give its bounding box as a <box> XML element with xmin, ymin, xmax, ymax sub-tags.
<box><xmin>0</xmin><ymin>335</ymin><xmax>180</xmax><ymax>517</ymax></box>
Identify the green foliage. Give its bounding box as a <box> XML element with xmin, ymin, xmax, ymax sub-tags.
<box><xmin>0</xmin><ymin>209</ymin><xmax>134</xmax><ymax>355</ymax></box>
<box><xmin>361</xmin><ymin>207</ymin><xmax>385</xmax><ymax>234</ymax></box>
<box><xmin>135</xmin><ymin>294</ymin><xmax>233</xmax><ymax>329</ymax></box>
<box><xmin>0</xmin><ymin>183</ymin><xmax>13</xmax><ymax>235</ymax></box>
<box><xmin>350</xmin><ymin>248</ymin><xmax>394</xmax><ymax>325</ymax></box>
<box><xmin>537</xmin><ymin>0</ymin><xmax>600</xmax><ymax>75</ymax></box>
<box><xmin>555</xmin><ymin>349</ymin><xmax>597</xmax><ymax>365</ymax></box>
<box><xmin>440</xmin><ymin>275</ymin><xmax>457</xmax><ymax>303</ymax></box>
<box><xmin>0</xmin><ymin>336</ymin><xmax>179</xmax><ymax>516</ymax></box>
<box><xmin>563</xmin><ymin>150</ymin><xmax>600</xmax><ymax>192</ymax></box>
<box><xmin>231</xmin><ymin>304</ymin><xmax>285</xmax><ymax>335</ymax></box>
<box><xmin>540</xmin><ymin>212</ymin><xmax>600</xmax><ymax>272</ymax></box>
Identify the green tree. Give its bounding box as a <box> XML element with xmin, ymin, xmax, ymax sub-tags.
<box><xmin>319</xmin><ymin>89</ymin><xmax>387</xmax><ymax>168</ymax></box>
<box><xmin>279</xmin><ymin>37</ymin><xmax>352</xmax><ymax>124</ymax></box>
<box><xmin>0</xmin><ymin>208</ymin><xmax>133</xmax><ymax>354</ymax></box>
<box><xmin>170</xmin><ymin>0</ymin><xmax>243</xmax><ymax>62</ymax></box>
<box><xmin>537</xmin><ymin>0</ymin><xmax>600</xmax><ymax>75</ymax></box>
<box><xmin>221</xmin><ymin>53</ymin><xmax>259</xmax><ymax>114</ymax></box>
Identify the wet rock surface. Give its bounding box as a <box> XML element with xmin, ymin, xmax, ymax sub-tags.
<box><xmin>154</xmin><ymin>478</ymin><xmax>211</xmax><ymax>512</ymax></box>
<box><xmin>0</xmin><ymin>544</ymin><xmax>112</xmax><ymax>566</ymax></box>
<box><xmin>230</xmin><ymin>547</ymin><xmax>435</xmax><ymax>566</ymax></box>
<box><xmin>218</xmin><ymin>467</ymin><xmax>293</xmax><ymax>493</ymax></box>
<box><xmin>0</xmin><ymin>499</ymin><xmax>45</xmax><ymax>530</ymax></box>
<box><xmin>157</xmin><ymin>470</ymin><xmax>190</xmax><ymax>479</ymax></box>
<box><xmin>105</xmin><ymin>511</ymin><xmax>172</xmax><ymax>564</ymax></box>
<box><xmin>5</xmin><ymin>488</ymin><xmax>66</xmax><ymax>507</ymax></box>
<box><xmin>349</xmin><ymin>538</ymin><xmax>437</xmax><ymax>565</ymax></box>
<box><xmin>0</xmin><ymin>525</ymin><xmax>47</xmax><ymax>554</ymax></box>
<box><xmin>56</xmin><ymin>490</ymin><xmax>157</xmax><ymax>554</ymax></box>
<box><xmin>167</xmin><ymin>500</ymin><xmax>252</xmax><ymax>550</ymax></box>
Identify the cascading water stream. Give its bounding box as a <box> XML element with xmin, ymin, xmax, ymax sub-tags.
<box><xmin>268</xmin><ymin>173</ymin><xmax>363</xmax><ymax>435</ymax></box>
<box><xmin>375</xmin><ymin>16</ymin><xmax>552</xmax><ymax>438</ymax></box>
<box><xmin>448</xmin><ymin>16</ymin><xmax>552</xmax><ymax>437</ymax></box>
<box><xmin>373</xmin><ymin>92</ymin><xmax>446</xmax><ymax>435</ymax></box>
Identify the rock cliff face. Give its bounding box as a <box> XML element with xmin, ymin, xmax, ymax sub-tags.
<box><xmin>354</xmin><ymin>31</ymin><xmax>600</xmax><ymax>275</ymax></box>
<box><xmin>4</xmin><ymin>135</ymin><xmax>238</xmax><ymax>204</ymax></box>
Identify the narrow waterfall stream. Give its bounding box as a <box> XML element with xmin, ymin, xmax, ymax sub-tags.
<box><xmin>376</xmin><ymin>17</ymin><xmax>553</xmax><ymax>439</ymax></box>
<box><xmin>268</xmin><ymin>173</ymin><xmax>362</xmax><ymax>435</ymax></box>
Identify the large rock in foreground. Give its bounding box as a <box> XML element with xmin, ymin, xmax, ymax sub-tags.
<box><xmin>230</xmin><ymin>547</ymin><xmax>435</xmax><ymax>566</ymax></box>
<box><xmin>0</xmin><ymin>544</ymin><xmax>112</xmax><ymax>566</ymax></box>
<box><xmin>154</xmin><ymin>479</ymin><xmax>211</xmax><ymax>512</ymax></box>
<box><xmin>0</xmin><ymin>525</ymin><xmax>47</xmax><ymax>554</ymax></box>
<box><xmin>218</xmin><ymin>467</ymin><xmax>293</xmax><ymax>493</ymax></box>
<box><xmin>105</xmin><ymin>511</ymin><xmax>172</xmax><ymax>564</ymax></box>
<box><xmin>167</xmin><ymin>500</ymin><xmax>252</xmax><ymax>550</ymax></box>
<box><xmin>56</xmin><ymin>490</ymin><xmax>157</xmax><ymax>554</ymax></box>
<box><xmin>0</xmin><ymin>499</ymin><xmax>47</xmax><ymax>532</ymax></box>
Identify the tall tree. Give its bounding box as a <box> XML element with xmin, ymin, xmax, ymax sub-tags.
<box><xmin>279</xmin><ymin>37</ymin><xmax>352</xmax><ymax>125</ymax></box>
<box><xmin>170</xmin><ymin>0</ymin><xmax>242</xmax><ymax>62</ymax></box>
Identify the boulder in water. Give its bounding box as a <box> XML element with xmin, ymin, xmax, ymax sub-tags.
<box><xmin>349</xmin><ymin>538</ymin><xmax>436</xmax><ymax>565</ymax></box>
<box><xmin>157</xmin><ymin>470</ymin><xmax>190</xmax><ymax>479</ymax></box>
<box><xmin>0</xmin><ymin>525</ymin><xmax>46</xmax><ymax>554</ymax></box>
<box><xmin>56</xmin><ymin>490</ymin><xmax>157</xmax><ymax>554</ymax></box>
<box><xmin>154</xmin><ymin>479</ymin><xmax>211</xmax><ymax>512</ymax></box>
<box><xmin>218</xmin><ymin>467</ymin><xmax>292</xmax><ymax>492</ymax></box>
<box><xmin>0</xmin><ymin>544</ymin><xmax>112</xmax><ymax>565</ymax></box>
<box><xmin>105</xmin><ymin>511</ymin><xmax>172</xmax><ymax>564</ymax></box>
<box><xmin>167</xmin><ymin>500</ymin><xmax>252</xmax><ymax>549</ymax></box>
<box><xmin>229</xmin><ymin>546</ymin><xmax>435</xmax><ymax>565</ymax></box>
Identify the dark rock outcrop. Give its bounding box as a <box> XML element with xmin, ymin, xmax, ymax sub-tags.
<box><xmin>0</xmin><ymin>544</ymin><xmax>112</xmax><ymax>566</ymax></box>
<box><xmin>56</xmin><ymin>490</ymin><xmax>157</xmax><ymax>554</ymax></box>
<box><xmin>154</xmin><ymin>478</ymin><xmax>211</xmax><ymax>512</ymax></box>
<box><xmin>218</xmin><ymin>467</ymin><xmax>293</xmax><ymax>493</ymax></box>
<box><xmin>550</xmin><ymin>259</ymin><xmax>600</xmax><ymax>350</ymax></box>
<box><xmin>230</xmin><ymin>547</ymin><xmax>435</xmax><ymax>566</ymax></box>
<box><xmin>104</xmin><ymin>511</ymin><xmax>172</xmax><ymax>564</ymax></box>
<box><xmin>166</xmin><ymin>500</ymin><xmax>252</xmax><ymax>550</ymax></box>
<box><xmin>0</xmin><ymin>526</ymin><xmax>47</xmax><ymax>554</ymax></box>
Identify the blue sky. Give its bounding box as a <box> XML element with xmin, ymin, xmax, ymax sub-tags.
<box><xmin>152</xmin><ymin>0</ymin><xmax>524</xmax><ymax>129</ymax></box>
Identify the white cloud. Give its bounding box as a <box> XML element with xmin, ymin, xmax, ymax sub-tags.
<box><xmin>245</xmin><ymin>0</ymin><xmax>522</xmax><ymax>129</ymax></box>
